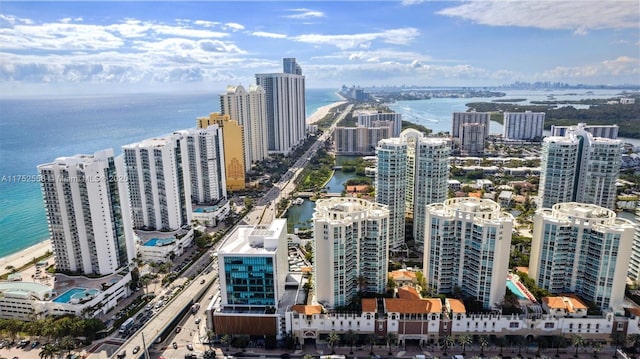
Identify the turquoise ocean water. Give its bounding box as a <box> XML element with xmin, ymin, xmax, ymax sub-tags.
<box><xmin>0</xmin><ymin>89</ymin><xmax>342</xmax><ymax>259</ymax></box>
<box><xmin>0</xmin><ymin>88</ymin><xmax>632</xmax><ymax>259</ymax></box>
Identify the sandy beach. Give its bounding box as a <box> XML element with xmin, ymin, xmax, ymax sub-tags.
<box><xmin>306</xmin><ymin>100</ymin><xmax>347</xmax><ymax>124</ymax></box>
<box><xmin>0</xmin><ymin>239</ymin><xmax>52</xmax><ymax>274</ymax></box>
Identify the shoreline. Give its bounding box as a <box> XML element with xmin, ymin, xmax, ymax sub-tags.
<box><xmin>0</xmin><ymin>239</ymin><xmax>52</xmax><ymax>274</ymax></box>
<box><xmin>306</xmin><ymin>99</ymin><xmax>347</xmax><ymax>125</ymax></box>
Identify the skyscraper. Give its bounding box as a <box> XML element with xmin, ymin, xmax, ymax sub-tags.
<box><xmin>38</xmin><ymin>149</ymin><xmax>134</xmax><ymax>275</ymax></box>
<box><xmin>539</xmin><ymin>123</ymin><xmax>621</xmax><ymax>210</ymax></box>
<box><xmin>376</xmin><ymin>129</ymin><xmax>450</xmax><ymax>248</ymax></box>
<box><xmin>176</xmin><ymin>126</ymin><xmax>227</xmax><ymax>204</ymax></box>
<box><xmin>529</xmin><ymin>202</ymin><xmax>634</xmax><ymax>310</ymax></box>
<box><xmin>503</xmin><ymin>111</ymin><xmax>545</xmax><ymax>140</ymax></box>
<box><xmin>375</xmin><ymin>137</ymin><xmax>407</xmax><ymax>250</ymax></box>
<box><xmin>423</xmin><ymin>198</ymin><xmax>513</xmax><ymax>309</ymax></box>
<box><xmin>402</xmin><ymin>130</ymin><xmax>451</xmax><ymax>246</ymax></box>
<box><xmin>255</xmin><ymin>58</ymin><xmax>306</xmax><ymax>154</ymax></box>
<box><xmin>313</xmin><ymin>197</ymin><xmax>389</xmax><ymax>308</ymax></box>
<box><xmin>197</xmin><ymin>113</ymin><xmax>246</xmax><ymax>191</ymax></box>
<box><xmin>220</xmin><ymin>85</ymin><xmax>268</xmax><ymax>167</ymax></box>
<box><xmin>122</xmin><ymin>134</ymin><xmax>192</xmax><ymax>230</ymax></box>
<box><xmin>451</xmin><ymin>112</ymin><xmax>490</xmax><ymax>139</ymax></box>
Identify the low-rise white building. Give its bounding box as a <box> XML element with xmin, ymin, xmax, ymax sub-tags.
<box><xmin>137</xmin><ymin>227</ymin><xmax>195</xmax><ymax>263</ymax></box>
<box><xmin>192</xmin><ymin>201</ymin><xmax>230</xmax><ymax>227</ymax></box>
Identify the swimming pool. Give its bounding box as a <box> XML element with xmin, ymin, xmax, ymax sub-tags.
<box><xmin>143</xmin><ymin>237</ymin><xmax>175</xmax><ymax>247</ymax></box>
<box><xmin>506</xmin><ymin>279</ymin><xmax>528</xmax><ymax>300</ymax></box>
<box><xmin>194</xmin><ymin>206</ymin><xmax>218</xmax><ymax>213</ymax></box>
<box><xmin>52</xmin><ymin>287</ymin><xmax>100</xmax><ymax>303</ymax></box>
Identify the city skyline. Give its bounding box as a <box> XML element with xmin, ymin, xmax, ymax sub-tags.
<box><xmin>1</xmin><ymin>1</ymin><xmax>638</xmax><ymax>96</ymax></box>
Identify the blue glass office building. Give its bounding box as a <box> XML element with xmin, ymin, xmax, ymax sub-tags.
<box><xmin>223</xmin><ymin>256</ymin><xmax>276</xmax><ymax>305</ymax></box>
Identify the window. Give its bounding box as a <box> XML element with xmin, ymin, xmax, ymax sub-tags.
<box><xmin>545</xmin><ymin>323</ymin><xmax>554</xmax><ymax>329</ymax></box>
<box><xmin>509</xmin><ymin>322</ymin><xmax>519</xmax><ymax>328</ymax></box>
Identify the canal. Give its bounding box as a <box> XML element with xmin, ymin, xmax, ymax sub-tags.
<box><xmin>285</xmin><ymin>156</ymin><xmax>362</xmax><ymax>232</ymax></box>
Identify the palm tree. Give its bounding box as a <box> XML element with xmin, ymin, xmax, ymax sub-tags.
<box><xmin>327</xmin><ymin>330</ymin><xmax>339</xmax><ymax>354</ymax></box>
<box><xmin>221</xmin><ymin>334</ymin><xmax>230</xmax><ymax>352</ymax></box>
<box><xmin>443</xmin><ymin>335</ymin><xmax>456</xmax><ymax>356</ymax></box>
<box><xmin>39</xmin><ymin>343</ymin><xmax>57</xmax><ymax>359</ymax></box>
<box><xmin>553</xmin><ymin>336</ymin><xmax>566</xmax><ymax>358</ymax></box>
<box><xmin>611</xmin><ymin>332</ymin><xmax>625</xmax><ymax>358</ymax></box>
<box><xmin>592</xmin><ymin>342</ymin><xmax>602</xmax><ymax>358</ymax></box>
<box><xmin>345</xmin><ymin>329</ymin><xmax>357</xmax><ymax>354</ymax></box>
<box><xmin>572</xmin><ymin>335</ymin><xmax>584</xmax><ymax>358</ymax></box>
<box><xmin>302</xmin><ymin>355</ymin><xmax>314</xmax><ymax>359</ymax></box>
<box><xmin>368</xmin><ymin>333</ymin><xmax>377</xmax><ymax>355</ymax></box>
<box><xmin>458</xmin><ymin>334</ymin><xmax>473</xmax><ymax>355</ymax></box>
<box><xmin>479</xmin><ymin>335</ymin><xmax>489</xmax><ymax>356</ymax></box>
<box><xmin>385</xmin><ymin>332</ymin><xmax>398</xmax><ymax>355</ymax></box>
<box><xmin>497</xmin><ymin>336</ymin><xmax>508</xmax><ymax>357</ymax></box>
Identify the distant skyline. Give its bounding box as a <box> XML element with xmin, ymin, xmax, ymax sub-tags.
<box><xmin>1</xmin><ymin>1</ymin><xmax>638</xmax><ymax>95</ymax></box>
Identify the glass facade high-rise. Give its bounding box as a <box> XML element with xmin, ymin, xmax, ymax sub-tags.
<box><xmin>218</xmin><ymin>219</ymin><xmax>288</xmax><ymax>308</ymax></box>
<box><xmin>38</xmin><ymin>149</ymin><xmax>135</xmax><ymax>275</ymax></box>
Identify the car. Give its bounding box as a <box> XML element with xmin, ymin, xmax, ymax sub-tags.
<box><xmin>200</xmin><ymin>279</ymin><xmax>206</xmax><ymax>284</ymax></box>
<box><xmin>173</xmin><ymin>342</ymin><xmax>178</xmax><ymax>349</ymax></box>
<box><xmin>175</xmin><ymin>326</ymin><xmax>182</xmax><ymax>333</ymax></box>
<box><xmin>195</xmin><ymin>317</ymin><xmax>202</xmax><ymax>325</ymax></box>
<box><xmin>187</xmin><ymin>343</ymin><xmax>194</xmax><ymax>351</ymax></box>
<box><xmin>132</xmin><ymin>345</ymin><xmax>140</xmax><ymax>354</ymax></box>
<box><xmin>31</xmin><ymin>341</ymin><xmax>39</xmax><ymax>348</ymax></box>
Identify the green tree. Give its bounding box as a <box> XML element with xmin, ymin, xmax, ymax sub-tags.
<box><xmin>443</xmin><ymin>335</ymin><xmax>456</xmax><ymax>356</ymax></box>
<box><xmin>39</xmin><ymin>343</ymin><xmax>58</xmax><ymax>359</ymax></box>
<box><xmin>368</xmin><ymin>333</ymin><xmax>377</xmax><ymax>355</ymax></box>
<box><xmin>572</xmin><ymin>335</ymin><xmax>584</xmax><ymax>358</ymax></box>
<box><xmin>345</xmin><ymin>329</ymin><xmax>357</xmax><ymax>354</ymax></box>
<box><xmin>479</xmin><ymin>335</ymin><xmax>489</xmax><ymax>356</ymax></box>
<box><xmin>327</xmin><ymin>330</ymin><xmax>339</xmax><ymax>354</ymax></box>
<box><xmin>386</xmin><ymin>332</ymin><xmax>397</xmax><ymax>355</ymax></box>
<box><xmin>458</xmin><ymin>334</ymin><xmax>472</xmax><ymax>355</ymax></box>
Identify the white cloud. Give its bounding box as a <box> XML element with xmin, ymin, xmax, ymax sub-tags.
<box><xmin>283</xmin><ymin>8</ymin><xmax>326</xmax><ymax>19</ymax></box>
<box><xmin>152</xmin><ymin>25</ymin><xmax>228</xmax><ymax>38</ymax></box>
<box><xmin>193</xmin><ymin>20</ymin><xmax>220</xmax><ymax>28</ymax></box>
<box><xmin>252</xmin><ymin>31</ymin><xmax>287</xmax><ymax>39</ymax></box>
<box><xmin>437</xmin><ymin>1</ymin><xmax>639</xmax><ymax>33</ymax></box>
<box><xmin>293</xmin><ymin>28</ymin><xmax>419</xmax><ymax>50</ymax></box>
<box><xmin>224</xmin><ymin>22</ymin><xmax>244</xmax><ymax>31</ymax></box>
<box><xmin>401</xmin><ymin>0</ymin><xmax>426</xmax><ymax>5</ymax></box>
<box><xmin>0</xmin><ymin>22</ymin><xmax>125</xmax><ymax>51</ymax></box>
<box><xmin>541</xmin><ymin>56</ymin><xmax>640</xmax><ymax>79</ymax></box>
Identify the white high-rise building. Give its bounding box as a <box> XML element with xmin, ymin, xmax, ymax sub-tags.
<box><xmin>122</xmin><ymin>133</ymin><xmax>192</xmax><ymax>231</ymax></box>
<box><xmin>630</xmin><ymin>208</ymin><xmax>640</xmax><ymax>282</ymax></box>
<box><xmin>376</xmin><ymin>129</ymin><xmax>450</xmax><ymax>248</ymax></box>
<box><xmin>423</xmin><ymin>198</ymin><xmax>514</xmax><ymax>309</ymax></box>
<box><xmin>460</xmin><ymin>123</ymin><xmax>486</xmax><ymax>155</ymax></box>
<box><xmin>357</xmin><ymin>112</ymin><xmax>403</xmax><ymax>137</ymax></box>
<box><xmin>255</xmin><ymin>58</ymin><xmax>306</xmax><ymax>155</ymax></box>
<box><xmin>177</xmin><ymin>126</ymin><xmax>227</xmax><ymax>205</ymax></box>
<box><xmin>313</xmin><ymin>198</ymin><xmax>389</xmax><ymax>308</ymax></box>
<box><xmin>503</xmin><ymin>111</ymin><xmax>545</xmax><ymax>140</ymax></box>
<box><xmin>550</xmin><ymin>124</ymin><xmax>619</xmax><ymax>139</ymax></box>
<box><xmin>220</xmin><ymin>85</ymin><xmax>268</xmax><ymax>167</ymax></box>
<box><xmin>529</xmin><ymin>202</ymin><xmax>634</xmax><ymax>310</ymax></box>
<box><xmin>539</xmin><ymin>123</ymin><xmax>621</xmax><ymax>210</ymax></box>
<box><xmin>38</xmin><ymin>149</ymin><xmax>135</xmax><ymax>275</ymax></box>
<box><xmin>401</xmin><ymin>130</ymin><xmax>451</xmax><ymax>246</ymax></box>
<box><xmin>375</xmin><ymin>137</ymin><xmax>407</xmax><ymax>250</ymax></box>
<box><xmin>451</xmin><ymin>112</ymin><xmax>490</xmax><ymax>139</ymax></box>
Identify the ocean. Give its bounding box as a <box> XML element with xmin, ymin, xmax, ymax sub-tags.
<box><xmin>0</xmin><ymin>88</ymin><xmax>633</xmax><ymax>259</ymax></box>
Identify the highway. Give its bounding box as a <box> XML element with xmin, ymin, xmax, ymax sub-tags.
<box><xmin>101</xmin><ymin>103</ymin><xmax>352</xmax><ymax>358</ymax></box>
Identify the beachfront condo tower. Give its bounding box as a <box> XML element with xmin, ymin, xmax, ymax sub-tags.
<box><xmin>175</xmin><ymin>126</ymin><xmax>227</xmax><ymax>205</ymax></box>
<box><xmin>255</xmin><ymin>58</ymin><xmax>306</xmax><ymax>155</ymax></box>
<box><xmin>529</xmin><ymin>202</ymin><xmax>634</xmax><ymax>311</ymax></box>
<box><xmin>220</xmin><ymin>85</ymin><xmax>269</xmax><ymax>168</ymax></box>
<box><xmin>122</xmin><ymin>133</ymin><xmax>192</xmax><ymax>230</ymax></box>
<box><xmin>539</xmin><ymin>123</ymin><xmax>621</xmax><ymax>210</ymax></box>
<box><xmin>313</xmin><ymin>198</ymin><xmax>389</xmax><ymax>308</ymax></box>
<box><xmin>38</xmin><ymin>149</ymin><xmax>135</xmax><ymax>275</ymax></box>
<box><xmin>376</xmin><ymin>129</ymin><xmax>450</xmax><ymax>248</ymax></box>
<box><xmin>423</xmin><ymin>198</ymin><xmax>514</xmax><ymax>309</ymax></box>
<box><xmin>197</xmin><ymin>113</ymin><xmax>246</xmax><ymax>191</ymax></box>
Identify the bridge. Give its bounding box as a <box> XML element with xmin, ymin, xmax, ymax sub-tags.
<box><xmin>295</xmin><ymin>192</ymin><xmax>342</xmax><ymax>198</ymax></box>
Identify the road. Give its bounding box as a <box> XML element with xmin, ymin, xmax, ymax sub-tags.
<box><xmin>94</xmin><ymin>103</ymin><xmax>352</xmax><ymax>358</ymax></box>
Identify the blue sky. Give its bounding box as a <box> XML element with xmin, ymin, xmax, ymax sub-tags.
<box><xmin>0</xmin><ymin>1</ymin><xmax>638</xmax><ymax>95</ymax></box>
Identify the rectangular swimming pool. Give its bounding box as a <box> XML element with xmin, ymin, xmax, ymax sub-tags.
<box><xmin>506</xmin><ymin>279</ymin><xmax>528</xmax><ymax>300</ymax></box>
<box><xmin>52</xmin><ymin>287</ymin><xmax>85</xmax><ymax>303</ymax></box>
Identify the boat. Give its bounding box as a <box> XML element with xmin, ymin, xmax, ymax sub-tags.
<box><xmin>293</xmin><ymin>198</ymin><xmax>304</xmax><ymax>205</ymax></box>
